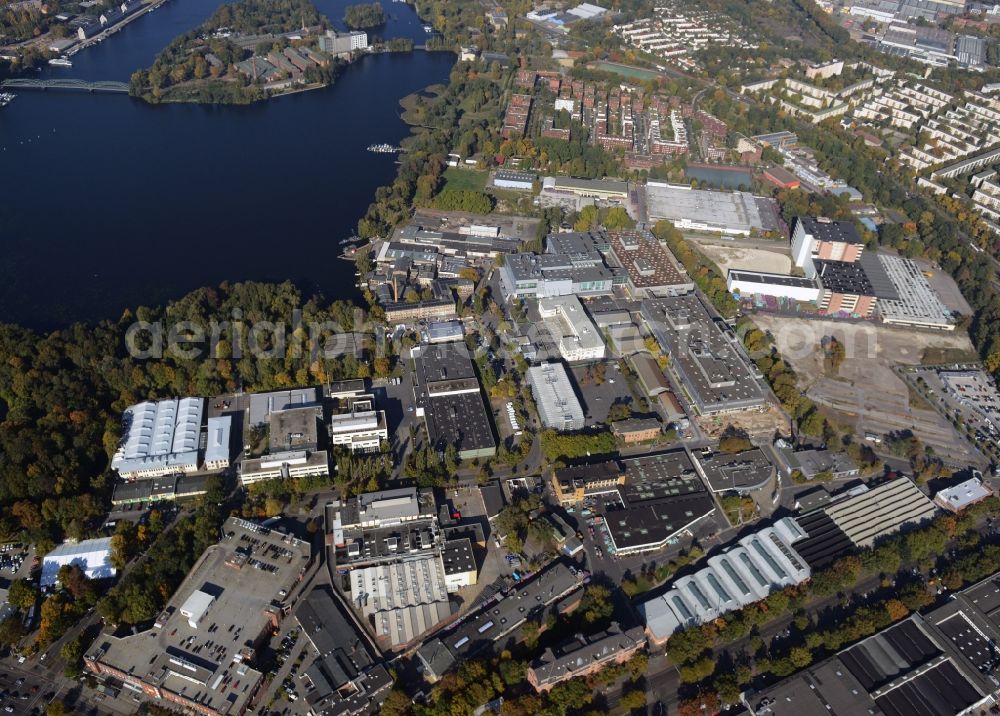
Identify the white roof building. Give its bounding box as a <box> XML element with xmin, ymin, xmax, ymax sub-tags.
<box><xmin>639</xmin><ymin>517</ymin><xmax>810</xmax><ymax>644</ymax></box>
<box><xmin>111</xmin><ymin>398</ymin><xmax>204</xmax><ymax>479</ymax></box>
<box><xmin>41</xmin><ymin>537</ymin><xmax>116</xmax><ymax>586</ymax></box>
<box><xmin>179</xmin><ymin>589</ymin><xmax>215</xmax><ymax>629</ymax></box>
<box><xmin>538</xmin><ymin>294</ymin><xmax>605</xmax><ymax>362</ymax></box>
<box><xmin>203</xmin><ymin>416</ymin><xmax>232</xmax><ymax>470</ymax></box>
<box><xmin>934</xmin><ymin>477</ymin><xmax>993</xmax><ymax>513</ymax></box>
<box><xmin>527</xmin><ymin>363</ymin><xmax>585</xmax><ymax>431</ymax></box>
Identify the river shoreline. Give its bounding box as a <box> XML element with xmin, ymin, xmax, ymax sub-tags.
<box><xmin>0</xmin><ymin>0</ymin><xmax>454</xmax><ymax>329</ymax></box>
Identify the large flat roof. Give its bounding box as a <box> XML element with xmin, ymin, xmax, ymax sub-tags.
<box><xmin>86</xmin><ymin>518</ymin><xmax>311</xmax><ymax>715</ymax></box>
<box><xmin>641</xmin><ymin>295</ymin><xmax>767</xmax><ymax>414</ymax></box>
<box><xmin>693</xmin><ymin>448</ymin><xmax>774</xmax><ymax>493</ymax></box>
<box><xmin>607</xmin><ymin>229</ymin><xmax>692</xmax><ymax>294</ymax></box>
<box><xmin>248</xmin><ymin>388</ymin><xmax>319</xmax><ymax>426</ymax></box>
<box><xmin>527</xmin><ymin>362</ymin><xmax>585</xmax><ymax>430</ymax></box>
<box><xmin>269</xmin><ymin>406</ymin><xmax>322</xmax><ymax>452</ymax></box>
<box><xmin>795</xmin><ymin>216</ymin><xmax>864</xmax><ymax>245</ymax></box>
<box><xmin>645</xmin><ymin>183</ymin><xmax>777</xmax><ymax>234</ymax></box>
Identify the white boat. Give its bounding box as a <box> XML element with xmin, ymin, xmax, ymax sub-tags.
<box><xmin>0</xmin><ymin>93</ymin><xmax>15</xmax><ymax>108</ymax></box>
<box><xmin>48</xmin><ymin>57</ymin><xmax>72</xmax><ymax>67</ymax></box>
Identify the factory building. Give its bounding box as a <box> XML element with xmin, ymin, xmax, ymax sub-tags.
<box><xmin>639</xmin><ymin>517</ymin><xmax>811</xmax><ymax>644</ymax></box>
<box><xmin>329</xmin><ymin>394</ymin><xmax>388</xmax><ymax>453</ymax></box>
<box><xmin>538</xmin><ymin>294</ymin><xmax>606</xmax><ymax>362</ymax></box>
<box><xmin>111</xmin><ymin>398</ymin><xmax>204</xmax><ymax>480</ymax></box>
<box><xmin>527</xmin><ymin>362</ymin><xmax>586</xmax><ymax>431</ymax></box>
<box><xmin>791</xmin><ymin>216</ymin><xmax>865</xmax><ymax>278</ymax></box>
<box><xmin>727</xmin><ymin>269</ymin><xmax>821</xmax><ymax>303</ymax></box>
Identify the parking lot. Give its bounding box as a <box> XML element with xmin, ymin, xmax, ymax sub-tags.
<box><xmin>901</xmin><ymin>365</ymin><xmax>1000</xmax><ymax>466</ymax></box>
<box><xmin>570</xmin><ymin>362</ymin><xmax>640</xmax><ymax>426</ymax></box>
<box><xmin>0</xmin><ymin>544</ymin><xmax>32</xmax><ymax>582</ymax></box>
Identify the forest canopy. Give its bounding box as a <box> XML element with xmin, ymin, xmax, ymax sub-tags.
<box><xmin>0</xmin><ymin>281</ymin><xmax>369</xmax><ymax>545</ymax></box>
<box><xmin>343</xmin><ymin>2</ymin><xmax>385</xmax><ymax>29</ymax></box>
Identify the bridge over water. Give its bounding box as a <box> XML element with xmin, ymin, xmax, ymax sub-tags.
<box><xmin>2</xmin><ymin>78</ymin><xmax>129</xmax><ymax>93</ymax></box>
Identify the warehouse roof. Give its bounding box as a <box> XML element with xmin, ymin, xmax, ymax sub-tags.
<box><xmin>630</xmin><ymin>354</ymin><xmax>670</xmax><ymax>397</ymax></box>
<box><xmin>694</xmin><ymin>448</ymin><xmax>774</xmax><ymax>493</ymax></box>
<box><xmin>823</xmin><ymin>478</ymin><xmax>938</xmax><ymax>548</ymax></box>
<box><xmin>41</xmin><ymin>537</ymin><xmax>115</xmax><ymax>586</ymax></box>
<box><xmin>111</xmin><ymin>398</ymin><xmax>204</xmax><ymax>475</ymax></box>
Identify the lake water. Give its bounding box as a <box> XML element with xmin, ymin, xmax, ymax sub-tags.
<box><xmin>0</xmin><ymin>0</ymin><xmax>452</xmax><ymax>329</ymax></box>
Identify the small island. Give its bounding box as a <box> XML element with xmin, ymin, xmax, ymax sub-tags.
<box><xmin>128</xmin><ymin>0</ymin><xmax>373</xmax><ymax>104</ymax></box>
<box><xmin>343</xmin><ymin>2</ymin><xmax>386</xmax><ymax>30</ymax></box>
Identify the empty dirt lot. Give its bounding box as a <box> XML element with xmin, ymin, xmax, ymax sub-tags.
<box><xmin>750</xmin><ymin>315</ymin><xmax>988</xmax><ymax>468</ymax></box>
<box><xmin>693</xmin><ymin>242</ymin><xmax>792</xmax><ymax>276</ymax></box>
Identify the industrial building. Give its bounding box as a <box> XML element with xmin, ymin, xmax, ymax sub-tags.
<box><xmin>644</xmin><ymin>182</ymin><xmax>780</xmax><ymax>236</ymax></box>
<box><xmin>606</xmin><ymin>228</ymin><xmax>694</xmax><ymax>297</ymax></box>
<box><xmin>111</xmin><ymin>398</ymin><xmax>204</xmax><ymax>479</ymax></box>
<box><xmin>727</xmin><ymin>269</ymin><xmax>820</xmax><ymax>303</ymax></box>
<box><xmin>602</xmin><ymin>451</ymin><xmax>717</xmax><ymax>556</ymax></box>
<box><xmin>786</xmin><ymin>449</ymin><xmax>860</xmax><ymax>480</ymax></box>
<box><xmin>424</xmin><ymin>320</ymin><xmax>464</xmax><ymax>344</ymax></box>
<box><xmin>84</xmin><ymin>518</ymin><xmax>312</xmax><ymax>716</ymax></box>
<box><xmin>110</xmin><ymin>474</ymin><xmax>212</xmax><ymax>507</ymax></box>
<box><xmin>551</xmin><ymin>450</ymin><xmax>717</xmax><ymax>554</ymax></box>
<box><xmin>693</xmin><ymin>448</ymin><xmax>775</xmax><ymax>494</ymax></box>
<box><xmin>527</xmin><ymin>623</ymin><xmax>646</xmax><ymax>692</ymax></box>
<box><xmin>493</xmin><ymin>169</ymin><xmax>537</xmax><ymax>190</ymax></box>
<box><xmin>247</xmin><ymin>387</ymin><xmax>320</xmax><ymax>427</ymax></box>
<box><xmin>240</xmin><ymin>406</ymin><xmax>330</xmax><ymax>485</ymax></box>
<box><xmin>822</xmin><ymin>477</ymin><xmax>938</xmax><ymax>548</ymax></box>
<box><xmin>296</xmin><ymin>587</ymin><xmax>392</xmax><ymax>716</ymax></box>
<box><xmin>538</xmin><ymin>294</ymin><xmax>606</xmax><ymax>362</ymax></box>
<box><xmin>415</xmin><ymin>562</ymin><xmax>582</xmax><ymax>681</ymax></box>
<box><xmin>329</xmin><ymin>394</ymin><xmax>388</xmax><ymax>453</ymax></box>
<box><xmin>411</xmin><ymin>345</ymin><xmax>497</xmax><ymax>460</ymax></box>
<box><xmin>630</xmin><ymin>353</ymin><xmax>672</xmax><ymax>398</ymax></box>
<box><xmin>203</xmin><ymin>416</ymin><xmax>232</xmax><ymax>471</ymax></box>
<box><xmin>934</xmin><ymin>477</ymin><xmax>993</xmax><ymax>513</ymax></box>
<box><xmin>348</xmin><ymin>556</ymin><xmax>452</xmax><ymax>648</ymax></box>
<box><xmin>317</xmin><ymin>29</ymin><xmax>368</xmax><ymax>54</ymax></box>
<box><xmin>791</xmin><ymin>216</ymin><xmax>865</xmax><ymax>278</ymax></box>
<box><xmin>497</xmin><ymin>252</ymin><xmax>618</xmax><ymax>300</ymax></box>
<box><xmin>639</xmin><ymin>517</ymin><xmax>811</xmax><ymax>644</ymax></box>
<box><xmin>527</xmin><ymin>362</ymin><xmax>586</xmax><ymax>431</ymax></box>
<box><xmin>814</xmin><ymin>259</ymin><xmax>879</xmax><ymax>318</ymax></box>
<box><xmin>876</xmin><ymin>254</ymin><xmax>955</xmax><ymax>330</ymax></box>
<box><xmin>441</xmin><ymin>538</ymin><xmax>478</xmax><ymax>592</ymax></box>
<box><xmin>543</xmin><ymin>176</ymin><xmax>630</xmax><ymax>200</ymax></box>
<box><xmin>330</xmin><ymin>487</ymin><xmax>441</xmax><ymax>573</ymax></box>
<box><xmin>41</xmin><ymin>537</ymin><xmax>116</xmax><ymax>587</ymax></box>
<box><xmin>747</xmin><ymin>572</ymin><xmax>1000</xmax><ymax>716</ymax></box>
<box><xmin>641</xmin><ymin>295</ymin><xmax>768</xmax><ymax>415</ymax></box>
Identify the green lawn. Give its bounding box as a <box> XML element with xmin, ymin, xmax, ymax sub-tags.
<box><xmin>442</xmin><ymin>167</ymin><xmax>488</xmax><ymax>192</ymax></box>
<box><xmin>588</xmin><ymin>61</ymin><xmax>660</xmax><ymax>81</ymax></box>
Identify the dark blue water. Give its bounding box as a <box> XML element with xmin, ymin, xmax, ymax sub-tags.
<box><xmin>0</xmin><ymin>0</ymin><xmax>450</xmax><ymax>329</ymax></box>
